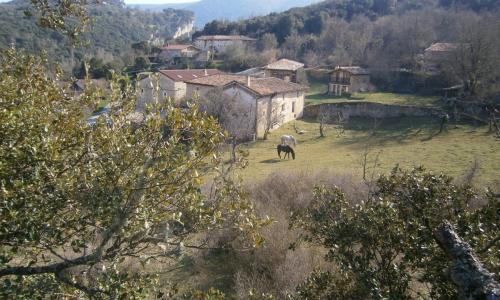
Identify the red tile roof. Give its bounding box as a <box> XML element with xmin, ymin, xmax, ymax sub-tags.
<box><xmin>225</xmin><ymin>77</ymin><xmax>308</xmax><ymax>96</ymax></box>
<box><xmin>186</xmin><ymin>74</ymin><xmax>247</xmax><ymax>86</ymax></box>
<box><xmin>159</xmin><ymin>69</ymin><xmax>223</xmax><ymax>82</ymax></box>
<box><xmin>188</xmin><ymin>74</ymin><xmax>308</xmax><ymax>96</ymax></box>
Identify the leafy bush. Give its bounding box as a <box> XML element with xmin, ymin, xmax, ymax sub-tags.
<box><xmin>295</xmin><ymin>167</ymin><xmax>499</xmax><ymax>299</ymax></box>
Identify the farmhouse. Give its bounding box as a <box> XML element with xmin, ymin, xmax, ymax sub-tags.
<box><xmin>186</xmin><ymin>74</ymin><xmax>307</xmax><ymax>139</ymax></box>
<box><xmin>193</xmin><ymin>35</ymin><xmax>256</xmax><ymax>53</ymax></box>
<box><xmin>328</xmin><ymin>66</ymin><xmax>372</xmax><ymax>96</ymax></box>
<box><xmin>263</xmin><ymin>59</ymin><xmax>305</xmax><ymax>83</ymax></box>
<box><xmin>423</xmin><ymin>42</ymin><xmax>459</xmax><ymax>73</ymax></box>
<box><xmin>158</xmin><ymin>44</ymin><xmax>201</xmax><ymax>61</ymax></box>
<box><xmin>136</xmin><ymin>69</ymin><xmax>222</xmax><ymax>111</ymax></box>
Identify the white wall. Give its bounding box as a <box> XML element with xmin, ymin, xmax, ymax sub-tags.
<box><xmin>136</xmin><ymin>74</ymin><xmax>187</xmax><ymax>111</ymax></box>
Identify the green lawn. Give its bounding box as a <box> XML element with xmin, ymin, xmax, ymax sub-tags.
<box><xmin>305</xmin><ymin>79</ymin><xmax>440</xmax><ymax>107</ymax></box>
<box><xmin>238</xmin><ymin>118</ymin><xmax>500</xmax><ymax>188</ymax></box>
<box><xmin>307</xmin><ymin>90</ymin><xmax>440</xmax><ymax>107</ymax></box>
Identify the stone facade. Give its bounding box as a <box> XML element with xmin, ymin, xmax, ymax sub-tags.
<box><xmin>136</xmin><ymin>69</ymin><xmax>222</xmax><ymax>111</ymax></box>
<box><xmin>263</xmin><ymin>59</ymin><xmax>305</xmax><ymax>83</ymax></box>
<box><xmin>185</xmin><ymin>75</ymin><xmax>307</xmax><ymax>139</ymax></box>
<box><xmin>159</xmin><ymin>45</ymin><xmax>201</xmax><ymax>62</ymax></box>
<box><xmin>222</xmin><ymin>84</ymin><xmax>305</xmax><ymax>139</ymax></box>
<box><xmin>423</xmin><ymin>43</ymin><xmax>459</xmax><ymax>73</ymax></box>
<box><xmin>304</xmin><ymin>102</ymin><xmax>435</xmax><ymax>120</ymax></box>
<box><xmin>328</xmin><ymin>67</ymin><xmax>372</xmax><ymax>96</ymax></box>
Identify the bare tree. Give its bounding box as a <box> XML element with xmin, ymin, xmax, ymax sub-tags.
<box><xmin>317</xmin><ymin>110</ymin><xmax>330</xmax><ymax>138</ymax></box>
<box><xmin>263</xmin><ymin>101</ymin><xmax>284</xmax><ymax>140</ymax></box>
<box><xmin>198</xmin><ymin>87</ymin><xmax>255</xmax><ymax>163</ymax></box>
<box><xmin>445</xmin><ymin>14</ymin><xmax>500</xmax><ymax>97</ymax></box>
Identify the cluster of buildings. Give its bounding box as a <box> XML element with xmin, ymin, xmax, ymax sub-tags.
<box><xmin>83</xmin><ymin>36</ymin><xmax>461</xmax><ymax>138</ymax></box>
<box><xmin>157</xmin><ymin>35</ymin><xmax>257</xmax><ymax>67</ymax></box>
<box><xmin>137</xmin><ymin>57</ymin><xmax>307</xmax><ymax>140</ymax></box>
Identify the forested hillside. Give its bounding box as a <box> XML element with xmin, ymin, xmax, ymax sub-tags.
<box><xmin>131</xmin><ymin>0</ymin><xmax>322</xmax><ymax>27</ymax></box>
<box><xmin>0</xmin><ymin>0</ymin><xmax>193</xmax><ymax>72</ymax></box>
<box><xmin>197</xmin><ymin>0</ymin><xmax>500</xmax><ymax>97</ymax></box>
<box><xmin>197</xmin><ymin>0</ymin><xmax>500</xmax><ymax>41</ymax></box>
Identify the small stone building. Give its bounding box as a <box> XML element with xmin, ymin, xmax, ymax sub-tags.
<box><xmin>328</xmin><ymin>66</ymin><xmax>372</xmax><ymax>96</ymax></box>
<box><xmin>158</xmin><ymin>44</ymin><xmax>201</xmax><ymax>62</ymax></box>
<box><xmin>136</xmin><ymin>69</ymin><xmax>222</xmax><ymax>111</ymax></box>
<box><xmin>423</xmin><ymin>43</ymin><xmax>459</xmax><ymax>73</ymax></box>
<box><xmin>263</xmin><ymin>59</ymin><xmax>305</xmax><ymax>83</ymax></box>
<box><xmin>186</xmin><ymin>74</ymin><xmax>308</xmax><ymax>139</ymax></box>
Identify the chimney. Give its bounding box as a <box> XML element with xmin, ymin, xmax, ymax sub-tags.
<box><xmin>246</xmin><ymin>75</ymin><xmax>251</xmax><ymax>87</ymax></box>
<box><xmin>204</xmin><ymin>69</ymin><xmax>208</xmax><ymax>76</ymax></box>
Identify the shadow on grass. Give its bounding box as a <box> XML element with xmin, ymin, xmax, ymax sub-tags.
<box><xmin>260</xmin><ymin>158</ymin><xmax>283</xmax><ymax>164</ymax></box>
<box><xmin>303</xmin><ymin>116</ymin><xmax>441</xmax><ymax>148</ymax></box>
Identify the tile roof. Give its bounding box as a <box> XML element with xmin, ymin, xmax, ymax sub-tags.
<box><xmin>425</xmin><ymin>43</ymin><xmax>460</xmax><ymax>52</ymax></box>
<box><xmin>159</xmin><ymin>69</ymin><xmax>223</xmax><ymax>82</ymax></box>
<box><xmin>264</xmin><ymin>59</ymin><xmax>305</xmax><ymax>71</ymax></box>
<box><xmin>162</xmin><ymin>44</ymin><xmax>200</xmax><ymax>51</ymax></box>
<box><xmin>224</xmin><ymin>77</ymin><xmax>308</xmax><ymax>97</ymax></box>
<box><xmin>331</xmin><ymin>66</ymin><xmax>370</xmax><ymax>75</ymax></box>
<box><xmin>188</xmin><ymin>74</ymin><xmax>308</xmax><ymax>96</ymax></box>
<box><xmin>195</xmin><ymin>35</ymin><xmax>256</xmax><ymax>41</ymax></box>
<box><xmin>186</xmin><ymin>74</ymin><xmax>247</xmax><ymax>86</ymax></box>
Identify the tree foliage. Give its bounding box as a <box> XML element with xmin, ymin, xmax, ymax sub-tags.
<box><xmin>0</xmin><ymin>48</ymin><xmax>266</xmax><ymax>298</ymax></box>
<box><xmin>0</xmin><ymin>1</ymin><xmax>193</xmax><ymax>71</ymax></box>
<box><xmin>294</xmin><ymin>167</ymin><xmax>499</xmax><ymax>299</ymax></box>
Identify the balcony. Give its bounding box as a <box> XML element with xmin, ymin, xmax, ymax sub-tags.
<box><xmin>331</xmin><ymin>78</ymin><xmax>351</xmax><ymax>85</ymax></box>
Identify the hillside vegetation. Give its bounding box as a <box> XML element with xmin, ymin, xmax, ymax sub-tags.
<box><xmin>0</xmin><ymin>0</ymin><xmax>193</xmax><ymax>71</ymax></box>
<box><xmin>132</xmin><ymin>0</ymin><xmax>322</xmax><ymax>27</ymax></box>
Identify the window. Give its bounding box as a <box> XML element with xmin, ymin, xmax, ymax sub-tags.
<box><xmin>292</xmin><ymin>101</ymin><xmax>296</xmax><ymax>113</ymax></box>
<box><xmin>141</xmin><ymin>88</ymin><xmax>144</xmax><ymax>94</ymax></box>
<box><xmin>281</xmin><ymin>104</ymin><xmax>286</xmax><ymax>112</ymax></box>
<box><xmin>163</xmin><ymin>91</ymin><xmax>167</xmax><ymax>97</ymax></box>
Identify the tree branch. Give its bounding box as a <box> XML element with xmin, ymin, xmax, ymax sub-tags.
<box><xmin>433</xmin><ymin>221</ymin><xmax>500</xmax><ymax>300</ymax></box>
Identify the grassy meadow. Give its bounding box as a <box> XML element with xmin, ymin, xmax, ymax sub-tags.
<box><xmin>238</xmin><ymin>117</ymin><xmax>500</xmax><ymax>188</ymax></box>
<box><xmin>305</xmin><ymin>79</ymin><xmax>441</xmax><ymax>107</ymax></box>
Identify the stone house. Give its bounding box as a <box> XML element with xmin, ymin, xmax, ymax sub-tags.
<box><xmin>136</xmin><ymin>69</ymin><xmax>222</xmax><ymax>111</ymax></box>
<box><xmin>158</xmin><ymin>44</ymin><xmax>201</xmax><ymax>62</ymax></box>
<box><xmin>328</xmin><ymin>66</ymin><xmax>372</xmax><ymax>96</ymax></box>
<box><xmin>193</xmin><ymin>35</ymin><xmax>256</xmax><ymax>54</ymax></box>
<box><xmin>263</xmin><ymin>59</ymin><xmax>305</xmax><ymax>83</ymax></box>
<box><xmin>186</xmin><ymin>74</ymin><xmax>308</xmax><ymax>139</ymax></box>
<box><xmin>423</xmin><ymin>42</ymin><xmax>459</xmax><ymax>73</ymax></box>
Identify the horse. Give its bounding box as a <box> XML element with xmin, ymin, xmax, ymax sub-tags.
<box><xmin>277</xmin><ymin>145</ymin><xmax>295</xmax><ymax>160</ymax></box>
<box><xmin>281</xmin><ymin>135</ymin><xmax>297</xmax><ymax>148</ymax></box>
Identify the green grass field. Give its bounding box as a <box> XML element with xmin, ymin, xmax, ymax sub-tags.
<box><xmin>238</xmin><ymin>118</ymin><xmax>500</xmax><ymax>188</ymax></box>
<box><xmin>305</xmin><ymin>79</ymin><xmax>440</xmax><ymax>107</ymax></box>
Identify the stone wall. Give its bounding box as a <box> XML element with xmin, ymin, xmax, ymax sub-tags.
<box><xmin>304</xmin><ymin>102</ymin><xmax>437</xmax><ymax>120</ymax></box>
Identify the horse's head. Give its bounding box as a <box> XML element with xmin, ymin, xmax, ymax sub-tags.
<box><xmin>291</xmin><ymin>148</ymin><xmax>295</xmax><ymax>160</ymax></box>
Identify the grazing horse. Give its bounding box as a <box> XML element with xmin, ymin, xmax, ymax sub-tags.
<box><xmin>277</xmin><ymin>145</ymin><xmax>295</xmax><ymax>160</ymax></box>
<box><xmin>281</xmin><ymin>135</ymin><xmax>297</xmax><ymax>148</ymax></box>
